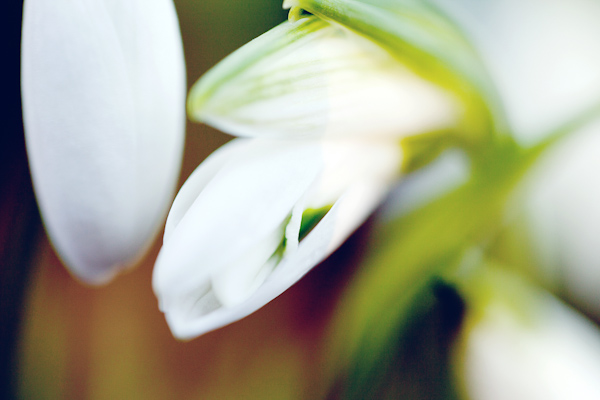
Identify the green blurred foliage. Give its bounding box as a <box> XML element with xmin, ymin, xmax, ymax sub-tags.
<box><xmin>324</xmin><ymin>138</ymin><xmax>531</xmax><ymax>399</ymax></box>
<box><xmin>323</xmin><ymin>102</ymin><xmax>600</xmax><ymax>399</ymax></box>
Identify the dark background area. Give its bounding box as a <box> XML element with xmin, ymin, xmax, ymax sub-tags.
<box><xmin>0</xmin><ymin>1</ymin><xmax>41</xmax><ymax>399</ymax></box>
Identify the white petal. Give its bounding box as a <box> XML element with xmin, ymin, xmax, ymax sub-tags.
<box><xmin>162</xmin><ymin>180</ymin><xmax>392</xmax><ymax>339</ymax></box>
<box><xmin>163</xmin><ymin>139</ymin><xmax>249</xmax><ymax>243</ymax></box>
<box><xmin>189</xmin><ymin>18</ymin><xmax>460</xmax><ymax>140</ymax></box>
<box><xmin>153</xmin><ymin>139</ymin><xmax>323</xmax><ymax>333</ymax></box>
<box><xmin>103</xmin><ymin>0</ymin><xmax>187</xmax><ymax>248</ymax></box>
<box><xmin>459</xmin><ymin>291</ymin><xmax>600</xmax><ymax>400</ymax></box>
<box><xmin>156</xmin><ymin>138</ymin><xmax>401</xmax><ymax>339</ymax></box>
<box><xmin>308</xmin><ymin>140</ymin><xmax>402</xmax><ymax>208</ymax></box>
<box><xmin>282</xmin><ymin>197</ymin><xmax>307</xmax><ymax>256</ymax></box>
<box><xmin>434</xmin><ymin>0</ymin><xmax>600</xmax><ymax>143</ymax></box>
<box><xmin>211</xmin><ymin>223</ymin><xmax>284</xmax><ymax>307</ymax></box>
<box><xmin>523</xmin><ymin>119</ymin><xmax>600</xmax><ymax>317</ymax></box>
<box><xmin>21</xmin><ymin>0</ymin><xmax>185</xmax><ymax>284</ymax></box>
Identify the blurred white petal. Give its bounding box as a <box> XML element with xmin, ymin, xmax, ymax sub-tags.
<box><xmin>434</xmin><ymin>0</ymin><xmax>600</xmax><ymax>144</ymax></box>
<box><xmin>153</xmin><ymin>138</ymin><xmax>401</xmax><ymax>339</ymax></box>
<box><xmin>211</xmin><ymin>224</ymin><xmax>284</xmax><ymax>308</ymax></box>
<box><xmin>457</xmin><ymin>284</ymin><xmax>600</xmax><ymax>400</ymax></box>
<box><xmin>522</xmin><ymin>119</ymin><xmax>600</xmax><ymax>316</ymax></box>
<box><xmin>189</xmin><ymin>18</ymin><xmax>461</xmax><ymax>140</ymax></box>
<box><xmin>21</xmin><ymin>0</ymin><xmax>186</xmax><ymax>284</ymax></box>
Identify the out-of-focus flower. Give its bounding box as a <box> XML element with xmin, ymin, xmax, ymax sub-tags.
<box><xmin>454</xmin><ymin>268</ymin><xmax>600</xmax><ymax>400</ymax></box>
<box><xmin>21</xmin><ymin>0</ymin><xmax>186</xmax><ymax>284</ymax></box>
<box><xmin>154</xmin><ymin>10</ymin><xmax>492</xmax><ymax>339</ymax></box>
<box><xmin>524</xmin><ymin>120</ymin><xmax>600</xmax><ymax>317</ymax></box>
<box><xmin>434</xmin><ymin>0</ymin><xmax>600</xmax><ymax>144</ymax></box>
<box><xmin>432</xmin><ymin>0</ymin><xmax>600</xmax><ymax>316</ymax></box>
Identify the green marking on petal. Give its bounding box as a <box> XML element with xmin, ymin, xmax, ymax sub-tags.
<box><xmin>187</xmin><ymin>17</ymin><xmax>330</xmax><ymax>124</ymax></box>
<box><xmin>299</xmin><ymin>205</ymin><xmax>332</xmax><ymax>241</ymax></box>
<box><xmin>188</xmin><ymin>15</ymin><xmax>465</xmax><ymax>142</ymax></box>
<box><xmin>288</xmin><ymin>0</ymin><xmax>506</xmax><ymax>139</ymax></box>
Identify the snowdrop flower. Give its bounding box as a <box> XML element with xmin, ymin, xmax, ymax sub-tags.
<box><xmin>154</xmin><ymin>10</ymin><xmax>489</xmax><ymax>339</ymax></box>
<box><xmin>21</xmin><ymin>0</ymin><xmax>186</xmax><ymax>284</ymax></box>
<box><xmin>454</xmin><ymin>269</ymin><xmax>600</xmax><ymax>400</ymax></box>
<box><xmin>154</xmin><ymin>137</ymin><xmax>401</xmax><ymax>338</ymax></box>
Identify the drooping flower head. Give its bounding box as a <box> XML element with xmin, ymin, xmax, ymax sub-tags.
<box><xmin>154</xmin><ymin>1</ymin><xmax>501</xmax><ymax>339</ymax></box>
